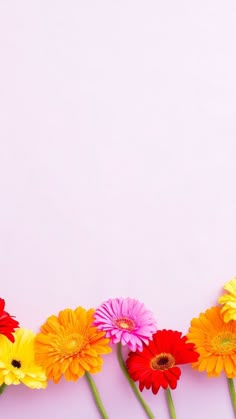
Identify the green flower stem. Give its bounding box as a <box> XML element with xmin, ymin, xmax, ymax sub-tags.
<box><xmin>166</xmin><ymin>388</ymin><xmax>176</xmax><ymax>419</ymax></box>
<box><xmin>117</xmin><ymin>342</ymin><xmax>155</xmax><ymax>419</ymax></box>
<box><xmin>0</xmin><ymin>383</ymin><xmax>6</xmax><ymax>395</ymax></box>
<box><xmin>227</xmin><ymin>377</ymin><xmax>236</xmax><ymax>416</ymax></box>
<box><xmin>85</xmin><ymin>372</ymin><xmax>109</xmax><ymax>419</ymax></box>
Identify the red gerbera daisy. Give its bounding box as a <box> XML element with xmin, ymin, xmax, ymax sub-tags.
<box><xmin>126</xmin><ymin>329</ymin><xmax>199</xmax><ymax>394</ymax></box>
<box><xmin>0</xmin><ymin>298</ymin><xmax>19</xmax><ymax>342</ymax></box>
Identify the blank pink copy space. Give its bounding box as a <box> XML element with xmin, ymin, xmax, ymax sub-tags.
<box><xmin>0</xmin><ymin>2</ymin><xmax>236</xmax><ymax>418</ymax></box>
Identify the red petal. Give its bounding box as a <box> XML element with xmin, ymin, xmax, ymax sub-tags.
<box><xmin>0</xmin><ymin>298</ymin><xmax>5</xmax><ymax>313</ymax></box>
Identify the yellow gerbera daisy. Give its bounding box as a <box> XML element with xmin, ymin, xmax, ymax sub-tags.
<box><xmin>0</xmin><ymin>328</ymin><xmax>47</xmax><ymax>388</ymax></box>
<box><xmin>187</xmin><ymin>306</ymin><xmax>236</xmax><ymax>378</ymax></box>
<box><xmin>34</xmin><ymin>307</ymin><xmax>112</xmax><ymax>383</ymax></box>
<box><xmin>218</xmin><ymin>278</ymin><xmax>236</xmax><ymax>322</ymax></box>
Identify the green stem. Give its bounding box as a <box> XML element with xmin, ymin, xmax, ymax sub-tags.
<box><xmin>166</xmin><ymin>388</ymin><xmax>176</xmax><ymax>419</ymax></box>
<box><xmin>117</xmin><ymin>343</ymin><xmax>155</xmax><ymax>419</ymax></box>
<box><xmin>227</xmin><ymin>377</ymin><xmax>236</xmax><ymax>417</ymax></box>
<box><xmin>0</xmin><ymin>383</ymin><xmax>6</xmax><ymax>395</ymax></box>
<box><xmin>85</xmin><ymin>372</ymin><xmax>109</xmax><ymax>419</ymax></box>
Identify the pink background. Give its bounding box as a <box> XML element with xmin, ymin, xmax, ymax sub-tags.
<box><xmin>0</xmin><ymin>1</ymin><xmax>236</xmax><ymax>418</ymax></box>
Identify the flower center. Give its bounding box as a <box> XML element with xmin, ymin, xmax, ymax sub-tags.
<box><xmin>114</xmin><ymin>317</ymin><xmax>135</xmax><ymax>332</ymax></box>
<box><xmin>11</xmin><ymin>359</ymin><xmax>21</xmax><ymax>368</ymax></box>
<box><xmin>59</xmin><ymin>333</ymin><xmax>85</xmax><ymax>357</ymax></box>
<box><xmin>211</xmin><ymin>332</ymin><xmax>236</xmax><ymax>355</ymax></box>
<box><xmin>151</xmin><ymin>353</ymin><xmax>175</xmax><ymax>371</ymax></box>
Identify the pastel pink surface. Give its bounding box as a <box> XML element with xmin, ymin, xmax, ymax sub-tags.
<box><xmin>0</xmin><ymin>1</ymin><xmax>236</xmax><ymax>418</ymax></box>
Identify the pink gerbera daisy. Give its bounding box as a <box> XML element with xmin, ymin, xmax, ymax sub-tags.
<box><xmin>93</xmin><ymin>297</ymin><xmax>157</xmax><ymax>351</ymax></box>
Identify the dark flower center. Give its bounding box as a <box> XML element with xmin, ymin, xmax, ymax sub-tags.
<box><xmin>157</xmin><ymin>356</ymin><xmax>169</xmax><ymax>366</ymax></box>
<box><xmin>11</xmin><ymin>359</ymin><xmax>21</xmax><ymax>368</ymax></box>
<box><xmin>151</xmin><ymin>353</ymin><xmax>175</xmax><ymax>371</ymax></box>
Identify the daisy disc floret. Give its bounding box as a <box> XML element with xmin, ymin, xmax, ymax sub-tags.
<box><xmin>187</xmin><ymin>306</ymin><xmax>236</xmax><ymax>377</ymax></box>
<box><xmin>0</xmin><ymin>298</ymin><xmax>19</xmax><ymax>342</ymax></box>
<box><xmin>0</xmin><ymin>328</ymin><xmax>47</xmax><ymax>389</ymax></box>
<box><xmin>35</xmin><ymin>307</ymin><xmax>111</xmax><ymax>383</ymax></box>
<box><xmin>93</xmin><ymin>297</ymin><xmax>157</xmax><ymax>351</ymax></box>
<box><xmin>126</xmin><ymin>329</ymin><xmax>198</xmax><ymax>394</ymax></box>
<box><xmin>218</xmin><ymin>278</ymin><xmax>236</xmax><ymax>322</ymax></box>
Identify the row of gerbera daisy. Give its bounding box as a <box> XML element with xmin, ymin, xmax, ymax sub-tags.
<box><xmin>1</xmin><ymin>279</ymin><xmax>236</xmax><ymax>418</ymax></box>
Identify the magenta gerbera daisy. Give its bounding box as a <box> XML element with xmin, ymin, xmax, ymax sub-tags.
<box><xmin>93</xmin><ymin>297</ymin><xmax>157</xmax><ymax>351</ymax></box>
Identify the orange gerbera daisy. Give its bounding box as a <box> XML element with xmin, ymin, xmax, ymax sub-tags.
<box><xmin>34</xmin><ymin>307</ymin><xmax>111</xmax><ymax>383</ymax></box>
<box><xmin>187</xmin><ymin>306</ymin><xmax>236</xmax><ymax>378</ymax></box>
<box><xmin>218</xmin><ymin>278</ymin><xmax>236</xmax><ymax>322</ymax></box>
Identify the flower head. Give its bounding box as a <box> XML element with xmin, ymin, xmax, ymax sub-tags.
<box><xmin>218</xmin><ymin>278</ymin><xmax>236</xmax><ymax>322</ymax></box>
<box><xmin>126</xmin><ymin>329</ymin><xmax>198</xmax><ymax>394</ymax></box>
<box><xmin>0</xmin><ymin>328</ymin><xmax>47</xmax><ymax>388</ymax></box>
<box><xmin>93</xmin><ymin>297</ymin><xmax>157</xmax><ymax>351</ymax></box>
<box><xmin>35</xmin><ymin>307</ymin><xmax>111</xmax><ymax>383</ymax></box>
<box><xmin>187</xmin><ymin>306</ymin><xmax>236</xmax><ymax>378</ymax></box>
<box><xmin>0</xmin><ymin>298</ymin><xmax>19</xmax><ymax>342</ymax></box>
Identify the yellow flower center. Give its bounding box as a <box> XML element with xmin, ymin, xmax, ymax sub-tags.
<box><xmin>211</xmin><ymin>332</ymin><xmax>236</xmax><ymax>355</ymax></box>
<box><xmin>114</xmin><ymin>317</ymin><xmax>135</xmax><ymax>331</ymax></box>
<box><xmin>59</xmin><ymin>333</ymin><xmax>86</xmax><ymax>357</ymax></box>
<box><xmin>151</xmin><ymin>353</ymin><xmax>175</xmax><ymax>371</ymax></box>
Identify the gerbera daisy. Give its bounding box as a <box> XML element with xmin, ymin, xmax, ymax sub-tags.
<box><xmin>187</xmin><ymin>306</ymin><xmax>236</xmax><ymax>378</ymax></box>
<box><xmin>188</xmin><ymin>305</ymin><xmax>236</xmax><ymax>417</ymax></box>
<box><xmin>34</xmin><ymin>306</ymin><xmax>111</xmax><ymax>383</ymax></box>
<box><xmin>0</xmin><ymin>298</ymin><xmax>19</xmax><ymax>342</ymax></box>
<box><xmin>93</xmin><ymin>297</ymin><xmax>157</xmax><ymax>351</ymax></box>
<box><xmin>0</xmin><ymin>328</ymin><xmax>47</xmax><ymax>389</ymax></box>
<box><xmin>127</xmin><ymin>329</ymin><xmax>198</xmax><ymax>395</ymax></box>
<box><xmin>218</xmin><ymin>278</ymin><xmax>236</xmax><ymax>322</ymax></box>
